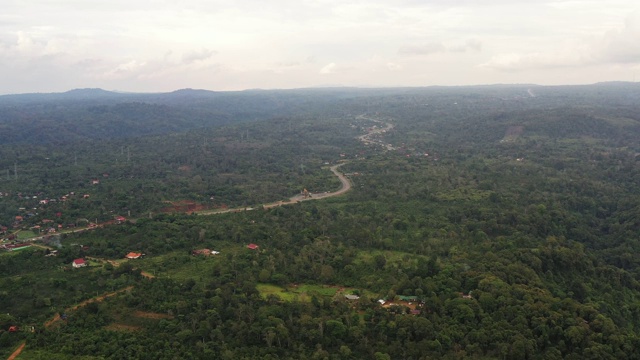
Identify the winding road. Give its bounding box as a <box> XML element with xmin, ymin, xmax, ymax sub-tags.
<box><xmin>198</xmin><ymin>115</ymin><xmax>392</xmax><ymax>214</ymax></box>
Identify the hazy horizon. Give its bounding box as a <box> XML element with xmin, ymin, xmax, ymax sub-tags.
<box><xmin>2</xmin><ymin>1</ymin><xmax>639</xmax><ymax>95</ymax></box>
<box><xmin>3</xmin><ymin>80</ymin><xmax>640</xmax><ymax>97</ymax></box>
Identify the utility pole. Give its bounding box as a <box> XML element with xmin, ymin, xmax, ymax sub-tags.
<box><xmin>14</xmin><ymin>162</ymin><xmax>17</xmax><ymax>180</ymax></box>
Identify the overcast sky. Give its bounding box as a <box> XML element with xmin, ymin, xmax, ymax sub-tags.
<box><xmin>1</xmin><ymin>0</ymin><xmax>639</xmax><ymax>94</ymax></box>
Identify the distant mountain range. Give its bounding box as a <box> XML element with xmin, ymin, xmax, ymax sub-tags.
<box><xmin>1</xmin><ymin>82</ymin><xmax>639</xmax><ymax>145</ymax></box>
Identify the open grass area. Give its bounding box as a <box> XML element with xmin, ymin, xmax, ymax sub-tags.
<box><xmin>256</xmin><ymin>283</ymin><xmax>371</xmax><ymax>302</ymax></box>
<box><xmin>256</xmin><ymin>284</ymin><xmax>301</xmax><ymax>301</ymax></box>
<box><xmin>16</xmin><ymin>231</ymin><xmax>38</xmax><ymax>240</ymax></box>
<box><xmin>134</xmin><ymin>250</ymin><xmax>224</xmax><ymax>281</ymax></box>
<box><xmin>133</xmin><ymin>242</ymin><xmax>251</xmax><ymax>281</ymax></box>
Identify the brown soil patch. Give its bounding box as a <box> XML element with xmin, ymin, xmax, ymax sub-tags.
<box><xmin>133</xmin><ymin>310</ymin><xmax>174</xmax><ymax>319</ymax></box>
<box><xmin>140</xmin><ymin>271</ymin><xmax>155</xmax><ymax>279</ymax></box>
<box><xmin>105</xmin><ymin>323</ymin><xmax>142</xmax><ymax>332</ymax></box>
<box><xmin>160</xmin><ymin>200</ymin><xmax>209</xmax><ymax>214</ymax></box>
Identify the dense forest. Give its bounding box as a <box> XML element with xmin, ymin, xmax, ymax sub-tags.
<box><xmin>3</xmin><ymin>83</ymin><xmax>640</xmax><ymax>359</ymax></box>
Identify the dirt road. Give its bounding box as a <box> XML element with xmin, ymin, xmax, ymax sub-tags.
<box><xmin>7</xmin><ymin>342</ymin><xmax>25</xmax><ymax>360</ymax></box>
<box><xmin>44</xmin><ymin>286</ymin><xmax>134</xmax><ymax>329</ymax></box>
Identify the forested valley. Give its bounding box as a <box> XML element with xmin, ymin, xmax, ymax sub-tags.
<box><xmin>3</xmin><ymin>83</ymin><xmax>640</xmax><ymax>359</ymax></box>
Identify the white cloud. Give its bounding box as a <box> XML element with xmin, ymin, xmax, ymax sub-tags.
<box><xmin>387</xmin><ymin>62</ymin><xmax>402</xmax><ymax>71</ymax></box>
<box><xmin>399</xmin><ymin>39</ymin><xmax>482</xmax><ymax>56</ymax></box>
<box><xmin>398</xmin><ymin>42</ymin><xmax>446</xmax><ymax>56</ymax></box>
<box><xmin>596</xmin><ymin>11</ymin><xmax>640</xmax><ymax>63</ymax></box>
<box><xmin>480</xmin><ymin>10</ymin><xmax>640</xmax><ymax>72</ymax></box>
<box><xmin>320</xmin><ymin>62</ymin><xmax>337</xmax><ymax>74</ymax></box>
<box><xmin>0</xmin><ymin>1</ymin><xmax>639</xmax><ymax>93</ymax></box>
<box><xmin>182</xmin><ymin>48</ymin><xmax>217</xmax><ymax>64</ymax></box>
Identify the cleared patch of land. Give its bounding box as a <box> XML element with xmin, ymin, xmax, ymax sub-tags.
<box><xmin>133</xmin><ymin>310</ymin><xmax>173</xmax><ymax>319</ymax></box>
<box><xmin>256</xmin><ymin>283</ymin><xmax>370</xmax><ymax>302</ymax></box>
<box><xmin>105</xmin><ymin>323</ymin><xmax>142</xmax><ymax>332</ymax></box>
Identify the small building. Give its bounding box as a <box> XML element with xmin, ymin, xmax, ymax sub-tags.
<box><xmin>345</xmin><ymin>294</ymin><xmax>360</xmax><ymax>300</ymax></box>
<box><xmin>115</xmin><ymin>216</ymin><xmax>126</xmax><ymax>224</ymax></box>
<box><xmin>126</xmin><ymin>252</ymin><xmax>142</xmax><ymax>259</ymax></box>
<box><xmin>91</xmin><ymin>179</ymin><xmax>100</xmax><ymax>185</ymax></box>
<box><xmin>211</xmin><ymin>250</ymin><xmax>220</xmax><ymax>255</ymax></box>
<box><xmin>8</xmin><ymin>326</ymin><xmax>18</xmax><ymax>332</ymax></box>
<box><xmin>4</xmin><ymin>244</ymin><xmax>31</xmax><ymax>251</ymax></box>
<box><xmin>378</xmin><ymin>299</ymin><xmax>386</xmax><ymax>305</ymax></box>
<box><xmin>72</xmin><ymin>258</ymin><xmax>87</xmax><ymax>268</ymax></box>
<box><xmin>247</xmin><ymin>243</ymin><xmax>259</xmax><ymax>250</ymax></box>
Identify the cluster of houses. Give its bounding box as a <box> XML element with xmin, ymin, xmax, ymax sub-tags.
<box><xmin>5</xmin><ymin>174</ymin><xmax>112</xmax><ymax>233</ymax></box>
<box><xmin>70</xmin><ymin>249</ymin><xmax>143</xmax><ymax>270</ymax></box>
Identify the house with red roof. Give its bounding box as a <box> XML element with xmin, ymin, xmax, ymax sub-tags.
<box><xmin>247</xmin><ymin>243</ymin><xmax>259</xmax><ymax>250</ymax></box>
<box><xmin>72</xmin><ymin>258</ymin><xmax>87</xmax><ymax>268</ymax></box>
<box><xmin>115</xmin><ymin>216</ymin><xmax>126</xmax><ymax>224</ymax></box>
<box><xmin>126</xmin><ymin>252</ymin><xmax>142</xmax><ymax>259</ymax></box>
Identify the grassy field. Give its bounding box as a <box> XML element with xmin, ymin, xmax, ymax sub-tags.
<box><xmin>16</xmin><ymin>230</ymin><xmax>38</xmax><ymax>240</ymax></box>
<box><xmin>134</xmin><ymin>248</ymin><xmax>232</xmax><ymax>281</ymax></box>
<box><xmin>352</xmin><ymin>249</ymin><xmax>427</xmax><ymax>266</ymax></box>
<box><xmin>256</xmin><ymin>283</ymin><xmax>372</xmax><ymax>302</ymax></box>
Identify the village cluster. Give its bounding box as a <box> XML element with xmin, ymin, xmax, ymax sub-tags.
<box><xmin>0</xmin><ymin>175</ymin><xmax>124</xmax><ymax>242</ymax></box>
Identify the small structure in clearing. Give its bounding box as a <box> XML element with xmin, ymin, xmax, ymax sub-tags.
<box><xmin>192</xmin><ymin>249</ymin><xmax>213</xmax><ymax>256</ymax></box>
<box><xmin>72</xmin><ymin>258</ymin><xmax>87</xmax><ymax>268</ymax></box>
